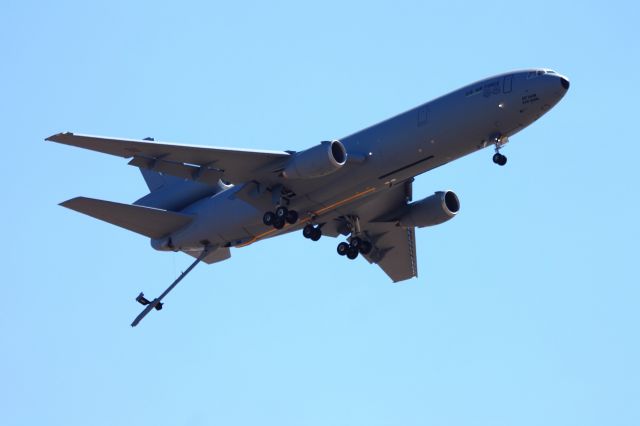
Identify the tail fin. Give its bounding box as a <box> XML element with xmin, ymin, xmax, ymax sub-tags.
<box><xmin>61</xmin><ymin>197</ymin><xmax>193</xmax><ymax>239</ymax></box>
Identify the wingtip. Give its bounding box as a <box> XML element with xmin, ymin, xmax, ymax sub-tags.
<box><xmin>59</xmin><ymin>196</ymin><xmax>85</xmax><ymax>208</ymax></box>
<box><xmin>45</xmin><ymin>131</ymin><xmax>73</xmax><ymax>142</ymax></box>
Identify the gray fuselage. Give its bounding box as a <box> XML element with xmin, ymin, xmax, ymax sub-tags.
<box><xmin>165</xmin><ymin>69</ymin><xmax>569</xmax><ymax>251</ymax></box>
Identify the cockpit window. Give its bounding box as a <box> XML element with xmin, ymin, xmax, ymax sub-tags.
<box><xmin>527</xmin><ymin>70</ymin><xmax>554</xmax><ymax>79</ymax></box>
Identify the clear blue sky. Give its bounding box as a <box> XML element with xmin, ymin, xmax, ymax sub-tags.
<box><xmin>2</xmin><ymin>1</ymin><xmax>638</xmax><ymax>425</ymax></box>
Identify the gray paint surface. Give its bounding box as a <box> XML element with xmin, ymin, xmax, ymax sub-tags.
<box><xmin>48</xmin><ymin>68</ymin><xmax>569</xmax><ymax>282</ymax></box>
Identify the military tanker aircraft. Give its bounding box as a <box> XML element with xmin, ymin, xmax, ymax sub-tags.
<box><xmin>48</xmin><ymin>68</ymin><xmax>570</xmax><ymax>326</ymax></box>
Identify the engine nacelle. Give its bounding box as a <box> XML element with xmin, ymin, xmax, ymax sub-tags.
<box><xmin>399</xmin><ymin>190</ymin><xmax>460</xmax><ymax>228</ymax></box>
<box><xmin>283</xmin><ymin>140</ymin><xmax>347</xmax><ymax>179</ymax></box>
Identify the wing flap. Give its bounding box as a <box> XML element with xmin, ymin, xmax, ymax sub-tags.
<box><xmin>60</xmin><ymin>197</ymin><xmax>193</xmax><ymax>239</ymax></box>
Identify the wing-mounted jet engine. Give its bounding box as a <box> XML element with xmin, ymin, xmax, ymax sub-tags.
<box><xmin>263</xmin><ymin>140</ymin><xmax>347</xmax><ymax>231</ymax></box>
<box><xmin>283</xmin><ymin>140</ymin><xmax>347</xmax><ymax>179</ymax></box>
<box><xmin>397</xmin><ymin>191</ymin><xmax>460</xmax><ymax>228</ymax></box>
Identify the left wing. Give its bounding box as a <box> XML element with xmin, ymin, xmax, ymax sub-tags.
<box><xmin>46</xmin><ymin>132</ymin><xmax>291</xmax><ymax>185</ymax></box>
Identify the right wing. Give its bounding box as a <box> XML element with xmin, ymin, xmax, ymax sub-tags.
<box><xmin>361</xmin><ymin>223</ymin><xmax>418</xmax><ymax>283</ymax></box>
<box><xmin>356</xmin><ymin>181</ymin><xmax>418</xmax><ymax>282</ymax></box>
<box><xmin>46</xmin><ymin>132</ymin><xmax>291</xmax><ymax>185</ymax></box>
<box><xmin>322</xmin><ymin>180</ymin><xmax>419</xmax><ymax>282</ymax></box>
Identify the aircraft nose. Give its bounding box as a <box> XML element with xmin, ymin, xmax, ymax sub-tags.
<box><xmin>560</xmin><ymin>76</ymin><xmax>570</xmax><ymax>90</ymax></box>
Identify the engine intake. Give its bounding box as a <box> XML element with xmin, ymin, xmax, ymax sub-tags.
<box><xmin>399</xmin><ymin>190</ymin><xmax>460</xmax><ymax>228</ymax></box>
<box><xmin>283</xmin><ymin>140</ymin><xmax>347</xmax><ymax>179</ymax></box>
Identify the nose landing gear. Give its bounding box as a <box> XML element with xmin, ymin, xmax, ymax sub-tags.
<box><xmin>492</xmin><ymin>135</ymin><xmax>508</xmax><ymax>166</ymax></box>
<box><xmin>493</xmin><ymin>152</ymin><xmax>507</xmax><ymax>166</ymax></box>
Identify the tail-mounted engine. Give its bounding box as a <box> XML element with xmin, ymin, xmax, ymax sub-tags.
<box><xmin>283</xmin><ymin>140</ymin><xmax>347</xmax><ymax>179</ymax></box>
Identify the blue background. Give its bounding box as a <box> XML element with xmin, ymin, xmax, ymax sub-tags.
<box><xmin>2</xmin><ymin>1</ymin><xmax>638</xmax><ymax>425</ymax></box>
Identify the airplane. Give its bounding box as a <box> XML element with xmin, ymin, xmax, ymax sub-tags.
<box><xmin>47</xmin><ymin>68</ymin><xmax>570</xmax><ymax>326</ymax></box>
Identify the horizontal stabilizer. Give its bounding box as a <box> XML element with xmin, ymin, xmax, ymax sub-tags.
<box><xmin>60</xmin><ymin>197</ymin><xmax>193</xmax><ymax>239</ymax></box>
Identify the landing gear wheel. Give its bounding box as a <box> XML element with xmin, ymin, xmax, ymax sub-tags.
<box><xmin>302</xmin><ymin>225</ymin><xmax>315</xmax><ymax>239</ymax></box>
<box><xmin>285</xmin><ymin>210</ymin><xmax>298</xmax><ymax>224</ymax></box>
<box><xmin>273</xmin><ymin>217</ymin><xmax>285</xmax><ymax>229</ymax></box>
<box><xmin>275</xmin><ymin>206</ymin><xmax>289</xmax><ymax>219</ymax></box>
<box><xmin>337</xmin><ymin>242</ymin><xmax>350</xmax><ymax>256</ymax></box>
<box><xmin>492</xmin><ymin>153</ymin><xmax>507</xmax><ymax>166</ymax></box>
<box><xmin>349</xmin><ymin>236</ymin><xmax>372</xmax><ymax>254</ymax></box>
<box><xmin>346</xmin><ymin>246</ymin><xmax>359</xmax><ymax>260</ymax></box>
<box><xmin>350</xmin><ymin>237</ymin><xmax>363</xmax><ymax>249</ymax></box>
<box><xmin>303</xmin><ymin>224</ymin><xmax>315</xmax><ymax>239</ymax></box>
<box><xmin>310</xmin><ymin>228</ymin><xmax>322</xmax><ymax>241</ymax></box>
<box><xmin>358</xmin><ymin>241</ymin><xmax>373</xmax><ymax>255</ymax></box>
<box><xmin>263</xmin><ymin>211</ymin><xmax>275</xmax><ymax>226</ymax></box>
<box><xmin>303</xmin><ymin>224</ymin><xmax>322</xmax><ymax>241</ymax></box>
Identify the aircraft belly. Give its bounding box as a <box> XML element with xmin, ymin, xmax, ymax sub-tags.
<box><xmin>170</xmin><ymin>190</ymin><xmax>262</xmax><ymax>249</ymax></box>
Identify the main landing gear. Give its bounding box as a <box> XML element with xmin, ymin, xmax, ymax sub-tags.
<box><xmin>263</xmin><ymin>206</ymin><xmax>298</xmax><ymax>229</ymax></box>
<box><xmin>337</xmin><ymin>236</ymin><xmax>372</xmax><ymax>260</ymax></box>
<box><xmin>302</xmin><ymin>223</ymin><xmax>322</xmax><ymax>241</ymax></box>
<box><xmin>334</xmin><ymin>216</ymin><xmax>372</xmax><ymax>260</ymax></box>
